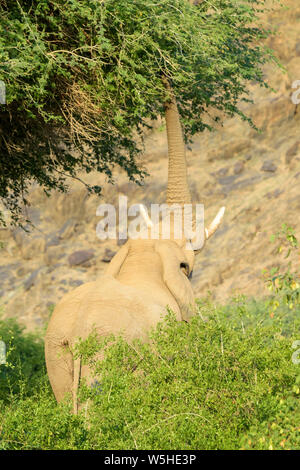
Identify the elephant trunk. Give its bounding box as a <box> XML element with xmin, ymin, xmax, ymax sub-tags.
<box><xmin>164</xmin><ymin>80</ymin><xmax>191</xmax><ymax>207</ymax></box>
<box><xmin>162</xmin><ymin>77</ymin><xmax>226</xmax><ymax>248</ymax></box>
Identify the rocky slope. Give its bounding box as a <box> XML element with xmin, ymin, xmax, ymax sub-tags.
<box><xmin>0</xmin><ymin>0</ymin><xmax>299</xmax><ymax>331</ymax></box>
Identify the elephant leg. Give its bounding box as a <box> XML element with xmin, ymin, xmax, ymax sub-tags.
<box><xmin>45</xmin><ymin>336</ymin><xmax>73</xmax><ymax>403</ymax></box>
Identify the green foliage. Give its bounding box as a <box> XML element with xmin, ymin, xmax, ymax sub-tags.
<box><xmin>0</xmin><ymin>387</ymin><xmax>88</xmax><ymax>450</ymax></box>
<box><xmin>263</xmin><ymin>224</ymin><xmax>300</xmax><ymax>314</ymax></box>
<box><xmin>0</xmin><ymin>317</ymin><xmax>45</xmax><ymax>403</ymax></box>
<box><xmin>0</xmin><ymin>295</ymin><xmax>299</xmax><ymax>450</ymax></box>
<box><xmin>0</xmin><ymin>0</ymin><xmax>280</xmax><ymax>224</ymax></box>
<box><xmin>241</xmin><ymin>387</ymin><xmax>300</xmax><ymax>450</ymax></box>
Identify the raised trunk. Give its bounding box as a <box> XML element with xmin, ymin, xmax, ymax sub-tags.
<box><xmin>164</xmin><ymin>80</ymin><xmax>191</xmax><ymax>206</ymax></box>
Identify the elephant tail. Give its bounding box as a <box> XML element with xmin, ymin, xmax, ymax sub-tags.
<box><xmin>73</xmin><ymin>357</ymin><xmax>81</xmax><ymax>415</ymax></box>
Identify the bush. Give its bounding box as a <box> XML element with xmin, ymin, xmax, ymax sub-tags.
<box><xmin>0</xmin><ymin>317</ymin><xmax>45</xmax><ymax>403</ymax></box>
<box><xmin>0</xmin><ymin>296</ymin><xmax>299</xmax><ymax>450</ymax></box>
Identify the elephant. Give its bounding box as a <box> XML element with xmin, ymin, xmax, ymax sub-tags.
<box><xmin>45</xmin><ymin>81</ymin><xmax>225</xmax><ymax>414</ymax></box>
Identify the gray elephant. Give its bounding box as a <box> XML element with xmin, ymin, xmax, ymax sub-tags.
<box><xmin>45</xmin><ymin>84</ymin><xmax>225</xmax><ymax>413</ymax></box>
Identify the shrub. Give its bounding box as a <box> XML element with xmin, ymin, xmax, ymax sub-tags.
<box><xmin>0</xmin><ymin>296</ymin><xmax>299</xmax><ymax>450</ymax></box>
<box><xmin>0</xmin><ymin>317</ymin><xmax>45</xmax><ymax>403</ymax></box>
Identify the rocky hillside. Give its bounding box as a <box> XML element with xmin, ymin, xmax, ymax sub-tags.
<box><xmin>0</xmin><ymin>0</ymin><xmax>299</xmax><ymax>331</ymax></box>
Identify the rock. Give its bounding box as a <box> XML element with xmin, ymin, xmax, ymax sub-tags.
<box><xmin>24</xmin><ymin>269</ymin><xmax>41</xmax><ymax>291</ymax></box>
<box><xmin>0</xmin><ymin>266</ymin><xmax>12</xmax><ymax>282</ymax></box>
<box><xmin>233</xmin><ymin>161</ymin><xmax>245</xmax><ymax>175</ymax></box>
<box><xmin>265</xmin><ymin>188</ymin><xmax>284</xmax><ymax>199</ymax></box>
<box><xmin>46</xmin><ymin>234</ymin><xmax>60</xmax><ymax>248</ymax></box>
<box><xmin>249</xmin><ymin>95</ymin><xmax>291</xmax><ymax>130</ymax></box>
<box><xmin>12</xmin><ymin>227</ymin><xmax>25</xmax><ymax>247</ymax></box>
<box><xmin>51</xmin><ymin>188</ymin><xmax>88</xmax><ymax>223</ymax></box>
<box><xmin>285</xmin><ymin>141</ymin><xmax>299</xmax><ymax>165</ymax></box>
<box><xmin>69</xmin><ymin>279</ymin><xmax>84</xmax><ymax>287</ymax></box>
<box><xmin>16</xmin><ymin>267</ymin><xmax>27</xmax><ymax>277</ymax></box>
<box><xmin>218</xmin><ymin>175</ymin><xmax>238</xmax><ymax>186</ymax></box>
<box><xmin>12</xmin><ymin>228</ymin><xmax>46</xmax><ymax>260</ymax></box>
<box><xmin>101</xmin><ymin>248</ymin><xmax>116</xmax><ymax>263</ymax></box>
<box><xmin>44</xmin><ymin>246</ymin><xmax>65</xmax><ymax>265</ymax></box>
<box><xmin>33</xmin><ymin>317</ymin><xmax>44</xmax><ymax>327</ymax></box>
<box><xmin>190</xmin><ymin>180</ymin><xmax>200</xmax><ymax>201</ymax></box>
<box><xmin>215</xmin><ymin>167</ymin><xmax>229</xmax><ymax>177</ymax></box>
<box><xmin>208</xmin><ymin>139</ymin><xmax>250</xmax><ymax>161</ymax></box>
<box><xmin>26</xmin><ymin>208</ymin><xmax>41</xmax><ymax>226</ymax></box>
<box><xmin>58</xmin><ymin>219</ymin><xmax>77</xmax><ymax>240</ymax></box>
<box><xmin>226</xmin><ymin>175</ymin><xmax>262</xmax><ymax>193</ymax></box>
<box><xmin>0</xmin><ymin>263</ymin><xmax>21</xmax><ymax>283</ymax></box>
<box><xmin>260</xmin><ymin>160</ymin><xmax>277</xmax><ymax>172</ymax></box>
<box><xmin>59</xmin><ymin>287</ymin><xmax>68</xmax><ymax>294</ymax></box>
<box><xmin>8</xmin><ymin>276</ymin><xmax>17</xmax><ymax>288</ymax></box>
<box><xmin>273</xmin><ymin>189</ymin><xmax>283</xmax><ymax>198</ymax></box>
<box><xmin>68</xmin><ymin>249</ymin><xmax>95</xmax><ymax>266</ymax></box>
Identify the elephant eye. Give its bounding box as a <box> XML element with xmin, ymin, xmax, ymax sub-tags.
<box><xmin>180</xmin><ymin>262</ymin><xmax>189</xmax><ymax>277</ymax></box>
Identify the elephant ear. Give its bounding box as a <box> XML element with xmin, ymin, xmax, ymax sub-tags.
<box><xmin>155</xmin><ymin>241</ymin><xmax>195</xmax><ymax>321</ymax></box>
<box><xmin>105</xmin><ymin>242</ymin><xmax>129</xmax><ymax>277</ymax></box>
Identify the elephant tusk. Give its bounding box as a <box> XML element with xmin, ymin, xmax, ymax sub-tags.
<box><xmin>139</xmin><ymin>204</ymin><xmax>154</xmax><ymax>228</ymax></box>
<box><xmin>205</xmin><ymin>206</ymin><xmax>225</xmax><ymax>240</ymax></box>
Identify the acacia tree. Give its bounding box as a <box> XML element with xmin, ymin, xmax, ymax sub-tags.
<box><xmin>0</xmin><ymin>0</ymin><xmax>278</xmax><ymax>224</ymax></box>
